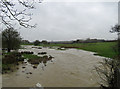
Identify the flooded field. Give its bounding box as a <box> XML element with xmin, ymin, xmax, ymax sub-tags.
<box><xmin>2</xmin><ymin>45</ymin><xmax>103</xmax><ymax>87</ymax></box>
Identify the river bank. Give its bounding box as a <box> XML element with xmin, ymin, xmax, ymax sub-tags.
<box><xmin>39</xmin><ymin>42</ymin><xmax>117</xmax><ymax>58</ymax></box>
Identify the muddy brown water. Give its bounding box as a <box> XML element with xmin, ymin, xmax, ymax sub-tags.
<box><xmin>2</xmin><ymin>45</ymin><xmax>104</xmax><ymax>87</ymax></box>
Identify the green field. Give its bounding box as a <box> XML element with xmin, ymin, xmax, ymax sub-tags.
<box><xmin>40</xmin><ymin>42</ymin><xmax>118</xmax><ymax>58</ymax></box>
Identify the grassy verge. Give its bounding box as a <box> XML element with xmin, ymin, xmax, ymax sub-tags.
<box><xmin>77</xmin><ymin>42</ymin><xmax>117</xmax><ymax>58</ymax></box>
<box><xmin>40</xmin><ymin>42</ymin><xmax>117</xmax><ymax>58</ymax></box>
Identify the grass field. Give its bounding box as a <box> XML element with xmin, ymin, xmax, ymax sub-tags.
<box><xmin>40</xmin><ymin>42</ymin><xmax>118</xmax><ymax>58</ymax></box>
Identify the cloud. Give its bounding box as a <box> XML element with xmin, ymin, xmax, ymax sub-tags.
<box><xmin>19</xmin><ymin>2</ymin><xmax>118</xmax><ymax>41</ymax></box>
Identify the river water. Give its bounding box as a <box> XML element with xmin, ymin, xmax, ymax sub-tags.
<box><xmin>2</xmin><ymin>45</ymin><xmax>104</xmax><ymax>87</ymax></box>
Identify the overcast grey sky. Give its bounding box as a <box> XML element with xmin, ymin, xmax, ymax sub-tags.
<box><xmin>19</xmin><ymin>2</ymin><xmax>118</xmax><ymax>41</ymax></box>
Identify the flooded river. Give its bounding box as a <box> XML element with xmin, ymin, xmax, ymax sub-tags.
<box><xmin>2</xmin><ymin>45</ymin><xmax>103</xmax><ymax>87</ymax></box>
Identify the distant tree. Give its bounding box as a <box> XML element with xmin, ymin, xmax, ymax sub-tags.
<box><xmin>21</xmin><ymin>40</ymin><xmax>30</xmax><ymax>45</ymax></box>
<box><xmin>2</xmin><ymin>28</ymin><xmax>21</xmax><ymax>52</ymax></box>
<box><xmin>41</xmin><ymin>40</ymin><xmax>48</xmax><ymax>44</ymax></box>
<box><xmin>86</xmin><ymin>38</ymin><xmax>90</xmax><ymax>40</ymax></box>
<box><xmin>76</xmin><ymin>39</ymin><xmax>80</xmax><ymax>43</ymax></box>
<box><xmin>34</xmin><ymin>40</ymin><xmax>40</xmax><ymax>46</ymax></box>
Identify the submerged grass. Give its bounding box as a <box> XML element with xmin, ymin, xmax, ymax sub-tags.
<box><xmin>2</xmin><ymin>52</ymin><xmax>40</xmax><ymax>73</ymax></box>
<box><xmin>23</xmin><ymin>54</ymin><xmax>40</xmax><ymax>59</ymax></box>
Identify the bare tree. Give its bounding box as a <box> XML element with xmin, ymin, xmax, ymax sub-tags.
<box><xmin>111</xmin><ymin>24</ymin><xmax>120</xmax><ymax>57</ymax></box>
<box><xmin>95</xmin><ymin>25</ymin><xmax>120</xmax><ymax>89</ymax></box>
<box><xmin>0</xmin><ymin>0</ymin><xmax>42</xmax><ymax>29</ymax></box>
